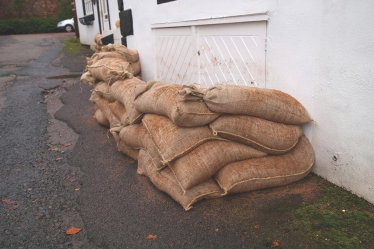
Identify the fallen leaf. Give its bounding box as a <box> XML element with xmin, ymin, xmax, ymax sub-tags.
<box><xmin>39</xmin><ymin>167</ymin><xmax>46</xmax><ymax>170</ymax></box>
<box><xmin>71</xmin><ymin>172</ymin><xmax>75</xmax><ymax>175</ymax></box>
<box><xmin>2</xmin><ymin>199</ymin><xmax>20</xmax><ymax>210</ymax></box>
<box><xmin>146</xmin><ymin>234</ymin><xmax>157</xmax><ymax>239</ymax></box>
<box><xmin>68</xmin><ymin>178</ymin><xmax>77</xmax><ymax>182</ymax></box>
<box><xmin>75</xmin><ymin>188</ymin><xmax>80</xmax><ymax>191</ymax></box>
<box><xmin>63</xmin><ymin>143</ymin><xmax>72</xmax><ymax>147</ymax></box>
<box><xmin>243</xmin><ymin>232</ymin><xmax>247</xmax><ymax>235</ymax></box>
<box><xmin>39</xmin><ymin>160</ymin><xmax>44</xmax><ymax>163</ymax></box>
<box><xmin>15</xmin><ymin>169</ymin><xmax>22</xmax><ymax>172</ymax></box>
<box><xmin>271</xmin><ymin>241</ymin><xmax>280</xmax><ymax>248</ymax></box>
<box><xmin>56</xmin><ymin>157</ymin><xmax>63</xmax><ymax>161</ymax></box>
<box><xmin>2</xmin><ymin>199</ymin><xmax>16</xmax><ymax>205</ymax></box>
<box><xmin>27</xmin><ymin>188</ymin><xmax>33</xmax><ymax>191</ymax></box>
<box><xmin>32</xmin><ymin>200</ymin><xmax>37</xmax><ymax>203</ymax></box>
<box><xmin>215</xmin><ymin>229</ymin><xmax>219</xmax><ymax>232</ymax></box>
<box><xmin>36</xmin><ymin>213</ymin><xmax>43</xmax><ymax>216</ymax></box>
<box><xmin>66</xmin><ymin>227</ymin><xmax>81</xmax><ymax>235</ymax></box>
<box><xmin>38</xmin><ymin>101</ymin><xmax>46</xmax><ymax>104</ymax></box>
<box><xmin>254</xmin><ymin>225</ymin><xmax>260</xmax><ymax>229</ymax></box>
<box><xmin>8</xmin><ymin>204</ymin><xmax>20</xmax><ymax>210</ymax></box>
<box><xmin>48</xmin><ymin>148</ymin><xmax>58</xmax><ymax>151</ymax></box>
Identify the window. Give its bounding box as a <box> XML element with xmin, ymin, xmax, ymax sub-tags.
<box><xmin>83</xmin><ymin>0</ymin><xmax>93</xmax><ymax>15</ymax></box>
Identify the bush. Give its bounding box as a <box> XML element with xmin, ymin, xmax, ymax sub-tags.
<box><xmin>0</xmin><ymin>0</ymin><xmax>72</xmax><ymax>35</ymax></box>
<box><xmin>0</xmin><ymin>17</ymin><xmax>60</xmax><ymax>35</ymax></box>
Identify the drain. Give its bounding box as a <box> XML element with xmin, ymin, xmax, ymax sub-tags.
<box><xmin>46</xmin><ymin>74</ymin><xmax>81</xmax><ymax>79</ymax></box>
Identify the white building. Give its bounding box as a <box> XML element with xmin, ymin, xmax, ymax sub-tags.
<box><xmin>75</xmin><ymin>0</ymin><xmax>374</xmax><ymax>204</ymax></box>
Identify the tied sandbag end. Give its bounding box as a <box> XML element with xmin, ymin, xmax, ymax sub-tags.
<box><xmin>178</xmin><ymin>84</ymin><xmax>207</xmax><ymax>101</ymax></box>
<box><xmin>108</xmin><ymin>70</ymin><xmax>134</xmax><ymax>85</ymax></box>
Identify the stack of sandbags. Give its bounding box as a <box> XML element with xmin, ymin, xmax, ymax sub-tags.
<box><xmin>80</xmin><ymin>42</ymin><xmax>314</xmax><ymax>210</ymax></box>
<box><xmin>108</xmin><ymin>81</ymin><xmax>313</xmax><ymax>210</ymax></box>
<box><xmin>81</xmin><ymin>36</ymin><xmax>140</xmax><ymax>85</ymax></box>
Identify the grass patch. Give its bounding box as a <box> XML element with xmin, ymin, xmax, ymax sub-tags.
<box><xmin>295</xmin><ymin>184</ymin><xmax>374</xmax><ymax>248</ymax></box>
<box><xmin>63</xmin><ymin>38</ymin><xmax>85</xmax><ymax>54</ymax></box>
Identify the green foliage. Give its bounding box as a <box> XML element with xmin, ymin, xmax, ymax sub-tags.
<box><xmin>295</xmin><ymin>186</ymin><xmax>374</xmax><ymax>248</ymax></box>
<box><xmin>0</xmin><ymin>0</ymin><xmax>72</xmax><ymax>35</ymax></box>
<box><xmin>0</xmin><ymin>17</ymin><xmax>60</xmax><ymax>35</ymax></box>
<box><xmin>58</xmin><ymin>0</ymin><xmax>73</xmax><ymax>21</ymax></box>
<box><xmin>63</xmin><ymin>38</ymin><xmax>85</xmax><ymax>54</ymax></box>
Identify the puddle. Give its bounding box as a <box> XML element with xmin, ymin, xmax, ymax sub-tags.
<box><xmin>46</xmin><ymin>74</ymin><xmax>81</xmax><ymax>79</ymax></box>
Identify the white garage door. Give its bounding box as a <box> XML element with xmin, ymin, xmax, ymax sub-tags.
<box><xmin>153</xmin><ymin>21</ymin><xmax>267</xmax><ymax>88</ymax></box>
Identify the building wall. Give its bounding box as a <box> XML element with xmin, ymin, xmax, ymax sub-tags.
<box><xmin>78</xmin><ymin>0</ymin><xmax>374</xmax><ymax>203</ymax></box>
<box><xmin>0</xmin><ymin>0</ymin><xmax>61</xmax><ymax>19</ymax></box>
<box><xmin>75</xmin><ymin>0</ymin><xmax>121</xmax><ymax>45</ymax></box>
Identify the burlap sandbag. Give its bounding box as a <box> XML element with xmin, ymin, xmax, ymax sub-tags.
<box><xmin>94</xmin><ymin>109</ymin><xmax>110</xmax><ymax>127</ymax></box>
<box><xmin>130</xmin><ymin>60</ymin><xmax>141</xmax><ymax>76</ymax></box>
<box><xmin>87</xmin><ymin>58</ymin><xmax>134</xmax><ymax>85</ymax></box>
<box><xmin>134</xmin><ymin>81</ymin><xmax>219</xmax><ymax>127</ymax></box>
<box><xmin>94</xmin><ymin>33</ymin><xmax>104</xmax><ymax>45</ymax></box>
<box><xmin>169</xmin><ymin>140</ymin><xmax>267</xmax><ymax>191</ymax></box>
<box><xmin>110</xmin><ymin>77</ymin><xmax>146</xmax><ymax>124</ymax></box>
<box><xmin>89</xmin><ymin>92</ymin><xmax>121</xmax><ymax>128</ymax></box>
<box><xmin>94</xmin><ymin>33</ymin><xmax>104</xmax><ymax>52</ymax></box>
<box><xmin>180</xmin><ymin>85</ymin><xmax>311</xmax><ymax>125</ymax></box>
<box><xmin>110</xmin><ymin>130</ymin><xmax>138</xmax><ymax>160</ymax></box>
<box><xmin>80</xmin><ymin>72</ymin><xmax>96</xmax><ymax>85</ymax></box>
<box><xmin>138</xmin><ymin>149</ymin><xmax>224</xmax><ymax>211</ymax></box>
<box><xmin>119</xmin><ymin>124</ymin><xmax>163</xmax><ymax>169</ymax></box>
<box><xmin>101</xmin><ymin>43</ymin><xmax>139</xmax><ymax>62</ymax></box>
<box><xmin>210</xmin><ymin>115</ymin><xmax>303</xmax><ymax>154</ymax></box>
<box><xmin>108</xmin><ymin>101</ymin><xmax>128</xmax><ymax>126</ymax></box>
<box><xmin>215</xmin><ymin>136</ymin><xmax>314</xmax><ymax>194</ymax></box>
<box><xmin>88</xmin><ymin>51</ymin><xmax>127</xmax><ymax>66</ymax></box>
<box><xmin>142</xmin><ymin>114</ymin><xmax>224</xmax><ymax>164</ymax></box>
<box><xmin>94</xmin><ymin>82</ymin><xmax>115</xmax><ymax>102</ymax></box>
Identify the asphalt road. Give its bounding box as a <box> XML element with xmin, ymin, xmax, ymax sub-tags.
<box><xmin>0</xmin><ymin>33</ymin><xmax>323</xmax><ymax>249</ymax></box>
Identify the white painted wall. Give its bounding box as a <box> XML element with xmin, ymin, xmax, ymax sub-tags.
<box><xmin>75</xmin><ymin>0</ymin><xmax>121</xmax><ymax>45</ymax></box>
<box><xmin>77</xmin><ymin>0</ymin><xmax>374</xmax><ymax>204</ymax></box>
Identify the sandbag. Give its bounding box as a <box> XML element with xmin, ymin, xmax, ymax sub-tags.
<box><xmin>215</xmin><ymin>136</ymin><xmax>314</xmax><ymax>194</ymax></box>
<box><xmin>101</xmin><ymin>43</ymin><xmax>139</xmax><ymax>62</ymax></box>
<box><xmin>130</xmin><ymin>60</ymin><xmax>141</xmax><ymax>76</ymax></box>
<box><xmin>94</xmin><ymin>33</ymin><xmax>104</xmax><ymax>52</ymax></box>
<box><xmin>94</xmin><ymin>33</ymin><xmax>104</xmax><ymax>45</ymax></box>
<box><xmin>108</xmin><ymin>101</ymin><xmax>128</xmax><ymax>126</ymax></box>
<box><xmin>94</xmin><ymin>82</ymin><xmax>115</xmax><ymax>102</ymax></box>
<box><xmin>87</xmin><ymin>58</ymin><xmax>134</xmax><ymax>84</ymax></box>
<box><xmin>89</xmin><ymin>92</ymin><xmax>121</xmax><ymax>128</ymax></box>
<box><xmin>119</xmin><ymin>124</ymin><xmax>163</xmax><ymax>169</ymax></box>
<box><xmin>210</xmin><ymin>115</ymin><xmax>303</xmax><ymax>154</ymax></box>
<box><xmin>134</xmin><ymin>81</ymin><xmax>219</xmax><ymax>127</ymax></box>
<box><xmin>80</xmin><ymin>72</ymin><xmax>96</xmax><ymax>85</ymax></box>
<box><xmin>94</xmin><ymin>109</ymin><xmax>110</xmax><ymax>127</ymax></box>
<box><xmin>138</xmin><ymin>149</ymin><xmax>224</xmax><ymax>211</ymax></box>
<box><xmin>169</xmin><ymin>140</ymin><xmax>267</xmax><ymax>191</ymax></box>
<box><xmin>142</xmin><ymin>114</ymin><xmax>224</xmax><ymax>164</ymax></box>
<box><xmin>110</xmin><ymin>77</ymin><xmax>146</xmax><ymax>124</ymax></box>
<box><xmin>111</xmin><ymin>130</ymin><xmax>138</xmax><ymax>160</ymax></box>
<box><xmin>90</xmin><ymin>51</ymin><xmax>127</xmax><ymax>65</ymax></box>
<box><xmin>181</xmin><ymin>85</ymin><xmax>311</xmax><ymax>125</ymax></box>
